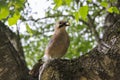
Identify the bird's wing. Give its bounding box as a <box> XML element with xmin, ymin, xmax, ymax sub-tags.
<box><xmin>46</xmin><ymin>34</ymin><xmax>62</xmax><ymax>49</ymax></box>
<box><xmin>45</xmin><ymin>31</ymin><xmax>70</xmax><ymax>58</ymax></box>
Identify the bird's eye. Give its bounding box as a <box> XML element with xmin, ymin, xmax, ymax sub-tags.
<box><xmin>59</xmin><ymin>22</ymin><xmax>62</xmax><ymax>24</ymax></box>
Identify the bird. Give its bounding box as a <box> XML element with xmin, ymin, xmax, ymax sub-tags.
<box><xmin>43</xmin><ymin>20</ymin><xmax>70</xmax><ymax>62</ymax></box>
<box><xmin>39</xmin><ymin>20</ymin><xmax>70</xmax><ymax>80</ymax></box>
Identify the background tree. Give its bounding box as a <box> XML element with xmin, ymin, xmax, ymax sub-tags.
<box><xmin>0</xmin><ymin>0</ymin><xmax>120</xmax><ymax>80</ymax></box>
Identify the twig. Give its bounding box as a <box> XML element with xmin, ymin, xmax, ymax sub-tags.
<box><xmin>88</xmin><ymin>14</ymin><xmax>101</xmax><ymax>44</ymax></box>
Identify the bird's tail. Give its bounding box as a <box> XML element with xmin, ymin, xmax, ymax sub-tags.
<box><xmin>39</xmin><ymin>59</ymin><xmax>53</xmax><ymax>80</ymax></box>
<box><xmin>39</xmin><ymin>61</ymin><xmax>48</xmax><ymax>80</ymax></box>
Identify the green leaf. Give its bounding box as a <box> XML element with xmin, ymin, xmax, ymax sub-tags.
<box><xmin>101</xmin><ymin>2</ymin><xmax>108</xmax><ymax>8</ymax></box>
<box><xmin>8</xmin><ymin>12</ymin><xmax>20</xmax><ymax>26</ymax></box>
<box><xmin>74</xmin><ymin>12</ymin><xmax>79</xmax><ymax>22</ymax></box>
<box><xmin>110</xmin><ymin>0</ymin><xmax>116</xmax><ymax>2</ymax></box>
<box><xmin>107</xmin><ymin>7</ymin><xmax>119</xmax><ymax>14</ymax></box>
<box><xmin>65</xmin><ymin>0</ymin><xmax>71</xmax><ymax>6</ymax></box>
<box><xmin>54</xmin><ymin>0</ymin><xmax>62</xmax><ymax>9</ymax></box>
<box><xmin>0</xmin><ymin>7</ymin><xmax>9</xmax><ymax>20</ymax></box>
<box><xmin>15</xmin><ymin>0</ymin><xmax>25</xmax><ymax>9</ymax></box>
<box><xmin>26</xmin><ymin>23</ymin><xmax>33</xmax><ymax>36</ymax></box>
<box><xmin>107</xmin><ymin>7</ymin><xmax>113</xmax><ymax>13</ymax></box>
<box><xmin>79</xmin><ymin>5</ymin><xmax>88</xmax><ymax>20</ymax></box>
<box><xmin>87</xmin><ymin>0</ymin><xmax>92</xmax><ymax>2</ymax></box>
<box><xmin>112</xmin><ymin>7</ymin><xmax>119</xmax><ymax>14</ymax></box>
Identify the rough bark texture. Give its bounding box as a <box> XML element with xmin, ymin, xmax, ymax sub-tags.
<box><xmin>0</xmin><ymin>22</ymin><xmax>29</xmax><ymax>80</ymax></box>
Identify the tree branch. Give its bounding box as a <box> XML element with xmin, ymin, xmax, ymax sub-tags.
<box><xmin>27</xmin><ymin>14</ymin><xmax>73</xmax><ymax>22</ymax></box>
<box><xmin>87</xmin><ymin>14</ymin><xmax>101</xmax><ymax>44</ymax></box>
<box><xmin>22</xmin><ymin>13</ymin><xmax>101</xmax><ymax>44</ymax></box>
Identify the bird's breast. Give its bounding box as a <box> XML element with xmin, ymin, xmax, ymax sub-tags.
<box><xmin>45</xmin><ymin>31</ymin><xmax>70</xmax><ymax>59</ymax></box>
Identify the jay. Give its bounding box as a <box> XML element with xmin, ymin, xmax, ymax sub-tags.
<box><xmin>43</xmin><ymin>20</ymin><xmax>70</xmax><ymax>61</ymax></box>
<box><xmin>39</xmin><ymin>20</ymin><xmax>70</xmax><ymax>80</ymax></box>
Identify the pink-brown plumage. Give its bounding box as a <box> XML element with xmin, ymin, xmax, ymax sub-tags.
<box><xmin>43</xmin><ymin>20</ymin><xmax>70</xmax><ymax>61</ymax></box>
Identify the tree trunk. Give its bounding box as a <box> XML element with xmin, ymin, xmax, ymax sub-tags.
<box><xmin>0</xmin><ymin>21</ymin><xmax>29</xmax><ymax>80</ymax></box>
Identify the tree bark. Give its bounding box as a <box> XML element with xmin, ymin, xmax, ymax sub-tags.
<box><xmin>0</xmin><ymin>21</ymin><xmax>29</xmax><ymax>80</ymax></box>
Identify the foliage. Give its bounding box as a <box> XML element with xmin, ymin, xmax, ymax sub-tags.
<box><xmin>0</xmin><ymin>0</ymin><xmax>25</xmax><ymax>25</ymax></box>
<box><xmin>0</xmin><ymin>0</ymin><xmax>119</xmax><ymax>68</ymax></box>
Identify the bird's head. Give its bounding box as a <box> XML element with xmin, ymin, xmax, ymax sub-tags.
<box><xmin>55</xmin><ymin>20</ymin><xmax>70</xmax><ymax>30</ymax></box>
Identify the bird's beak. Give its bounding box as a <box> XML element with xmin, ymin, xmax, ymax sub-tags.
<box><xmin>65</xmin><ymin>22</ymin><xmax>70</xmax><ymax>26</ymax></box>
<box><xmin>59</xmin><ymin>21</ymin><xmax>70</xmax><ymax>28</ymax></box>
